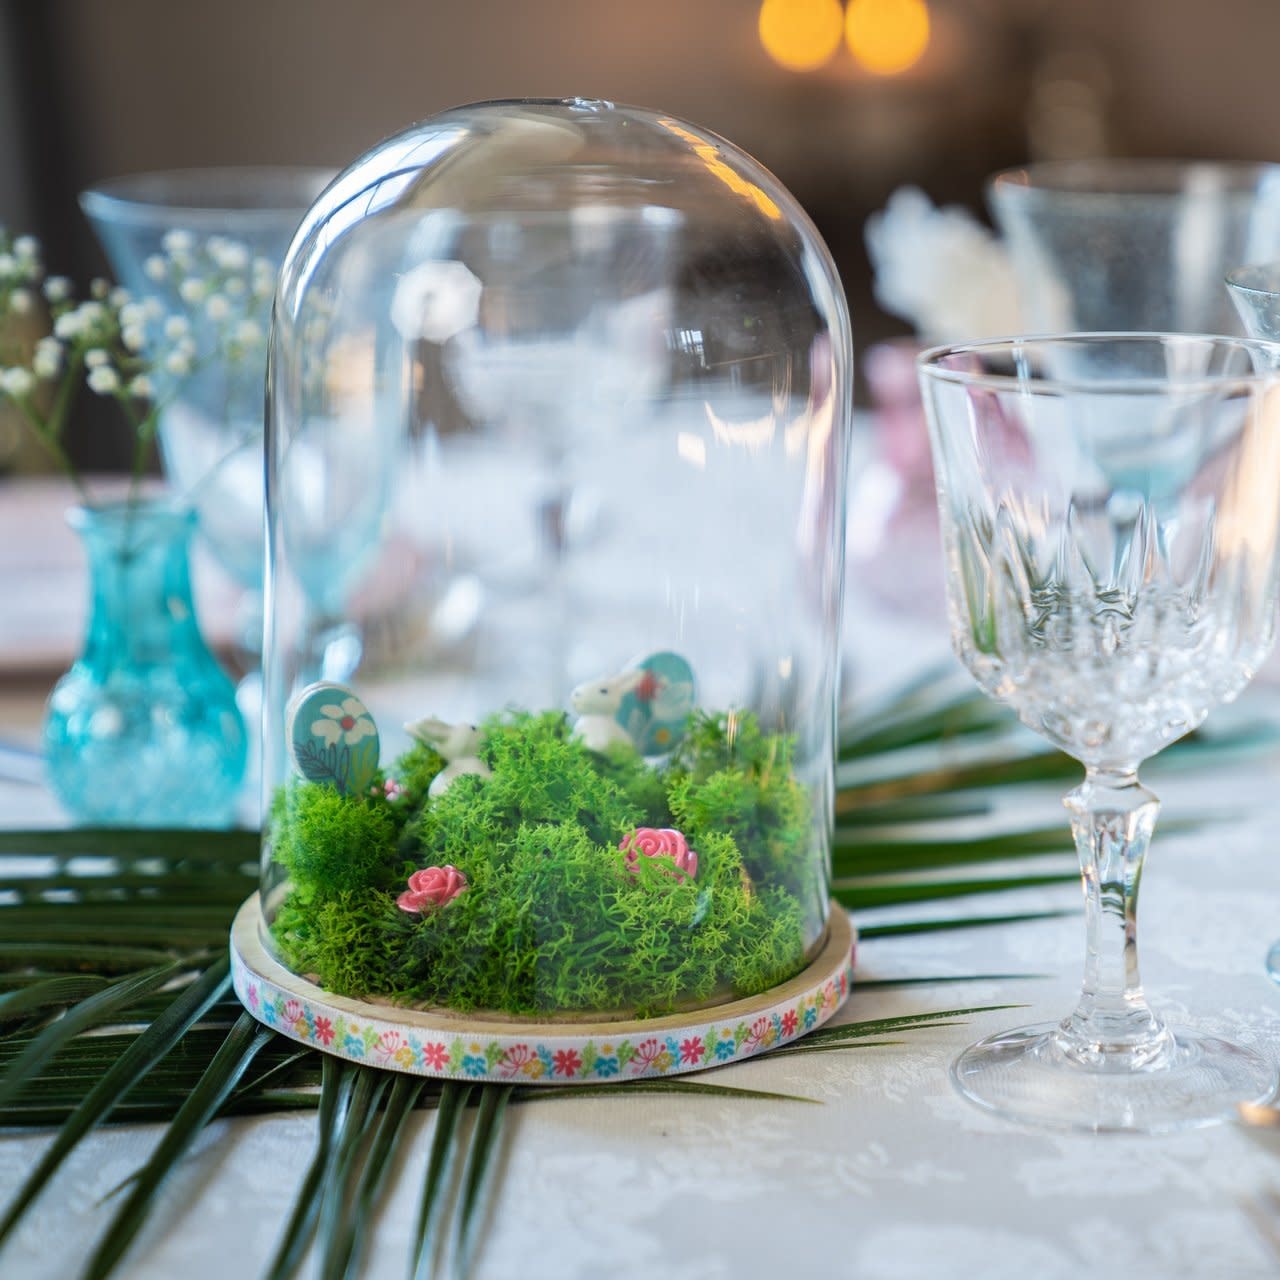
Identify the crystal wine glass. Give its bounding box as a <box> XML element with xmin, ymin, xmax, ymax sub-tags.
<box><xmin>918</xmin><ymin>333</ymin><xmax>1280</xmax><ymax>1132</ymax></box>
<box><xmin>1226</xmin><ymin>260</ymin><xmax>1280</xmax><ymax>983</ymax></box>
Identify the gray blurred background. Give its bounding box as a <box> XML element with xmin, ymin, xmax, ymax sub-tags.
<box><xmin>1</xmin><ymin>0</ymin><xmax>1277</xmax><ymax>469</ymax></box>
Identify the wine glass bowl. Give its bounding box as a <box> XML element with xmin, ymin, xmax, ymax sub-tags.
<box><xmin>1226</xmin><ymin>261</ymin><xmax>1280</xmax><ymax>983</ymax></box>
<box><xmin>919</xmin><ymin>333</ymin><xmax>1280</xmax><ymax>1132</ymax></box>
<box><xmin>80</xmin><ymin>166</ymin><xmax>333</xmax><ymax>594</ymax></box>
<box><xmin>988</xmin><ymin>160</ymin><xmax>1280</xmax><ymax>334</ymax></box>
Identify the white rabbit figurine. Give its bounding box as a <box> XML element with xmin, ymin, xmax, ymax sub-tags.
<box><xmin>569</xmin><ymin>669</ymin><xmax>644</xmax><ymax>752</ymax></box>
<box><xmin>404</xmin><ymin>717</ymin><xmax>492</xmax><ymax>797</ymax></box>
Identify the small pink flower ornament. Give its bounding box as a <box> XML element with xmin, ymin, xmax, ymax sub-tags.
<box><xmin>397</xmin><ymin>865</ymin><xmax>468</xmax><ymax>913</ymax></box>
<box><xmin>619</xmin><ymin>827</ymin><xmax>698</xmax><ymax>883</ymax></box>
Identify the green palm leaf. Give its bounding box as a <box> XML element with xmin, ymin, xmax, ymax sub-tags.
<box><xmin>0</xmin><ymin>671</ymin><xmax>1265</xmax><ymax>1278</ymax></box>
<box><xmin>84</xmin><ymin>1013</ymin><xmax>275</xmax><ymax>1279</ymax></box>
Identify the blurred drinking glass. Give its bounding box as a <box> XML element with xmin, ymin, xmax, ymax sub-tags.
<box><xmin>989</xmin><ymin>160</ymin><xmax>1280</xmax><ymax>334</ymax></box>
<box><xmin>81</xmin><ymin>167</ymin><xmax>332</xmax><ymax>622</ymax></box>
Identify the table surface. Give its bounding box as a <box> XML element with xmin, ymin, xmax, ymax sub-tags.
<box><xmin>4</xmin><ymin>501</ymin><xmax>1280</xmax><ymax>1279</ymax></box>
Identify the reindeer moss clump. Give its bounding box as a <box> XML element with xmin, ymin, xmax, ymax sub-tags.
<box><xmin>268</xmin><ymin>710</ymin><xmax>825</xmax><ymax>1017</ymax></box>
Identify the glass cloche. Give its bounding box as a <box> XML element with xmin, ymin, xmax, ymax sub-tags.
<box><xmin>255</xmin><ymin>99</ymin><xmax>852</xmax><ymax>1037</ymax></box>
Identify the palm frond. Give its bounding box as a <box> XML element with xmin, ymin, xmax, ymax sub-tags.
<box><xmin>263</xmin><ymin>1056</ymin><xmax>358</xmax><ymax>1280</ymax></box>
<box><xmin>411</xmin><ymin>1082</ymin><xmax>472</xmax><ymax>1280</ymax></box>
<box><xmin>452</xmin><ymin>1084</ymin><xmax>513</xmax><ymax>1280</ymax></box>
<box><xmin>84</xmin><ymin>1013</ymin><xmax>275</xmax><ymax>1279</ymax></box>
<box><xmin>0</xmin><ymin>670</ymin><xmax>1267</xmax><ymax>1278</ymax></box>
<box><xmin>0</xmin><ymin>956</ymin><xmax>231</xmax><ymax>1247</ymax></box>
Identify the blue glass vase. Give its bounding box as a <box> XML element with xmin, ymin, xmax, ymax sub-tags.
<box><xmin>43</xmin><ymin>499</ymin><xmax>248</xmax><ymax>826</ymax></box>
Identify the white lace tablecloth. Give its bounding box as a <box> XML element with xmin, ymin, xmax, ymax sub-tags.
<box><xmin>4</xmin><ymin>611</ymin><xmax>1280</xmax><ymax>1279</ymax></box>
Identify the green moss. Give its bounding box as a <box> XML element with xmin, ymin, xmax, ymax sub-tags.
<box><xmin>268</xmin><ymin>707</ymin><xmax>825</xmax><ymax>1017</ymax></box>
<box><xmin>272</xmin><ymin>783</ymin><xmax>398</xmax><ymax>896</ymax></box>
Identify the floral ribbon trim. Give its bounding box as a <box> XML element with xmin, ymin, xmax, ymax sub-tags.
<box><xmin>231</xmin><ymin>947</ymin><xmax>855</xmax><ymax>1084</ymax></box>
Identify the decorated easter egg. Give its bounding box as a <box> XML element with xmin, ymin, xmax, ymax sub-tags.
<box><xmin>615</xmin><ymin>651</ymin><xmax>696</xmax><ymax>755</ymax></box>
<box><xmin>286</xmin><ymin>682</ymin><xmax>381</xmax><ymax>797</ymax></box>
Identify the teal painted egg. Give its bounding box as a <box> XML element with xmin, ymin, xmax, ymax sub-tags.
<box><xmin>615</xmin><ymin>651</ymin><xmax>696</xmax><ymax>755</ymax></box>
<box><xmin>286</xmin><ymin>682</ymin><xmax>381</xmax><ymax>797</ymax></box>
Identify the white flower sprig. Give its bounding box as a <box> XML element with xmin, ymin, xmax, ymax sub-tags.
<box><xmin>0</xmin><ymin>225</ymin><xmax>275</xmax><ymax>507</ymax></box>
<box><xmin>143</xmin><ymin>230</ymin><xmax>274</xmax><ymax>379</ymax></box>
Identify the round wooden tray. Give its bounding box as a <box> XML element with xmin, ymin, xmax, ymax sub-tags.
<box><xmin>230</xmin><ymin>894</ymin><xmax>856</xmax><ymax>1084</ymax></box>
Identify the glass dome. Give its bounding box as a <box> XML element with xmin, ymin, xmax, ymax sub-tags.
<box><xmin>261</xmin><ymin>98</ymin><xmax>852</xmax><ymax>1023</ymax></box>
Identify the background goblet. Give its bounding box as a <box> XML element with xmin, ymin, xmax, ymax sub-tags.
<box><xmin>1227</xmin><ymin>260</ymin><xmax>1280</xmax><ymax>983</ymax></box>
<box><xmin>989</xmin><ymin>160</ymin><xmax>1280</xmax><ymax>334</ymax></box>
<box><xmin>919</xmin><ymin>333</ymin><xmax>1280</xmax><ymax>1133</ymax></box>
<box><xmin>80</xmin><ymin>167</ymin><xmax>331</xmax><ymax>614</ymax></box>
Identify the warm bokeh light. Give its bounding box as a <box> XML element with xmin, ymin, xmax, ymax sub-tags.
<box><xmin>845</xmin><ymin>0</ymin><xmax>931</xmax><ymax>76</ymax></box>
<box><xmin>758</xmin><ymin>0</ymin><xmax>844</xmax><ymax>72</ymax></box>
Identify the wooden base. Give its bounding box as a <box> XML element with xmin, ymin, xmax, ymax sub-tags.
<box><xmin>230</xmin><ymin>894</ymin><xmax>856</xmax><ymax>1084</ymax></box>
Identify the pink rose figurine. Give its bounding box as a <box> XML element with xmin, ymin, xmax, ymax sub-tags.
<box><xmin>397</xmin><ymin>865</ymin><xmax>468</xmax><ymax>913</ymax></box>
<box><xmin>619</xmin><ymin>827</ymin><xmax>698</xmax><ymax>883</ymax></box>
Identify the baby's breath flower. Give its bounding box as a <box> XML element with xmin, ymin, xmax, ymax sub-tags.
<box><xmin>32</xmin><ymin>338</ymin><xmax>62</xmax><ymax>379</ymax></box>
<box><xmin>205</xmin><ymin>293</ymin><xmax>231</xmax><ymax>321</ymax></box>
<box><xmin>162</xmin><ymin>229</ymin><xmax>195</xmax><ymax>255</ymax></box>
<box><xmin>77</xmin><ymin>300</ymin><xmax>107</xmax><ymax>325</ymax></box>
<box><xmin>1</xmin><ymin>367</ymin><xmax>35</xmax><ymax>398</ymax></box>
<box><xmin>142</xmin><ymin>297</ymin><xmax>164</xmax><ymax>320</ymax></box>
<box><xmin>43</xmin><ymin>276</ymin><xmax>71</xmax><ymax>303</ymax></box>
<box><xmin>144</xmin><ymin>254</ymin><xmax>167</xmax><ymax>282</ymax></box>
<box><xmin>12</xmin><ymin>235</ymin><xmax>38</xmax><ymax>261</ymax></box>
<box><xmin>8</xmin><ymin>287</ymin><xmax>33</xmax><ymax>315</ymax></box>
<box><xmin>128</xmin><ymin>375</ymin><xmax>153</xmax><ymax>399</ymax></box>
<box><xmin>119</xmin><ymin>301</ymin><xmax>148</xmax><ymax>329</ymax></box>
<box><xmin>84</xmin><ymin>348</ymin><xmax>110</xmax><ymax>368</ymax></box>
<box><xmin>0</xmin><ymin>253</ymin><xmax>16</xmax><ymax>279</ymax></box>
<box><xmin>122</xmin><ymin>324</ymin><xmax>147</xmax><ymax>353</ymax></box>
<box><xmin>109</xmin><ymin>286</ymin><xmax>130</xmax><ymax>309</ymax></box>
<box><xmin>86</xmin><ymin>365</ymin><xmax>120</xmax><ymax>395</ymax></box>
<box><xmin>224</xmin><ymin>276</ymin><xmax>247</xmax><ymax>298</ymax></box>
<box><xmin>235</xmin><ymin>319</ymin><xmax>262</xmax><ymax>345</ymax></box>
<box><xmin>178</xmin><ymin>277</ymin><xmax>206</xmax><ymax>304</ymax></box>
<box><xmin>163</xmin><ymin>315</ymin><xmax>190</xmax><ymax>339</ymax></box>
<box><xmin>89</xmin><ymin>278</ymin><xmax>109</xmax><ymax>300</ymax></box>
<box><xmin>211</xmin><ymin>239</ymin><xmax>250</xmax><ymax>271</ymax></box>
<box><xmin>52</xmin><ymin>311</ymin><xmax>82</xmax><ymax>339</ymax></box>
<box><xmin>164</xmin><ymin>350</ymin><xmax>192</xmax><ymax>377</ymax></box>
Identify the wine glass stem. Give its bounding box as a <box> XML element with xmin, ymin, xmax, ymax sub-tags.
<box><xmin>1058</xmin><ymin>768</ymin><xmax>1173</xmax><ymax>1067</ymax></box>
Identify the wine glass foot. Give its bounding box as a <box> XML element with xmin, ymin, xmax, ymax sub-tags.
<box><xmin>951</xmin><ymin>1021</ymin><xmax>1277</xmax><ymax>1134</ymax></box>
